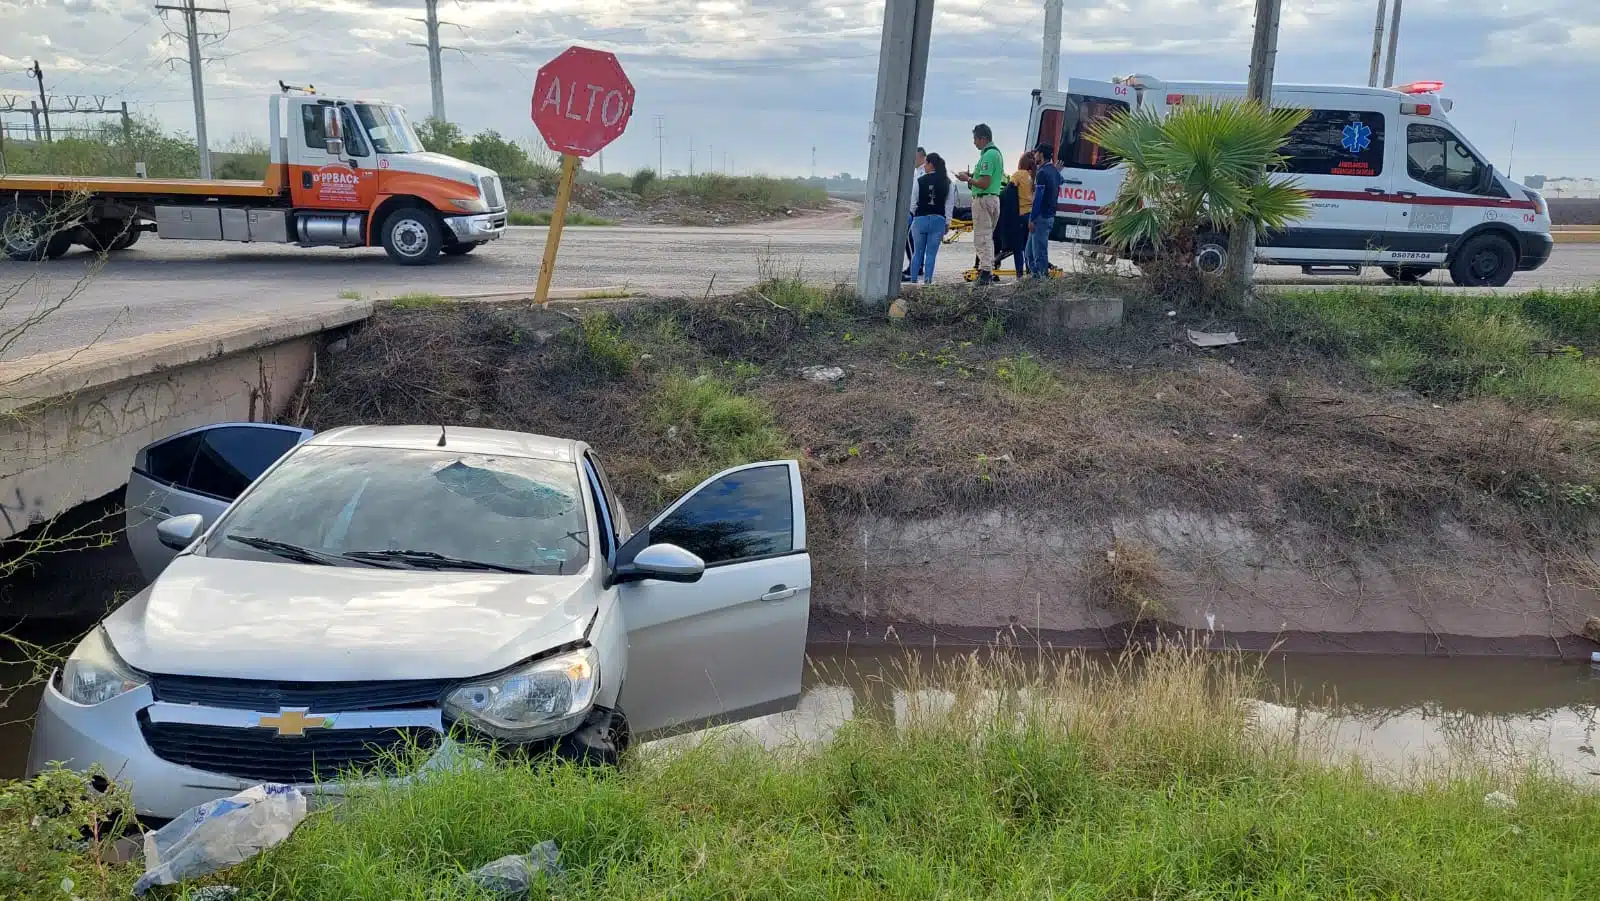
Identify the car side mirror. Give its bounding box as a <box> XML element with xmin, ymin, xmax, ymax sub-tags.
<box><xmin>325</xmin><ymin>137</ymin><xmax>345</xmax><ymax>157</ymax></box>
<box><xmin>157</xmin><ymin>513</ymin><xmax>205</xmax><ymax>551</ymax></box>
<box><xmin>613</xmin><ymin>543</ymin><xmax>705</xmax><ymax>585</ymax></box>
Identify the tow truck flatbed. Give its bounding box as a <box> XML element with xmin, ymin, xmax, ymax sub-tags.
<box><xmin>0</xmin><ymin>175</ymin><xmax>282</xmax><ymax>198</ymax></box>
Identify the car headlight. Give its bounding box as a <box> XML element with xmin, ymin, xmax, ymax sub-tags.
<box><xmin>442</xmin><ymin>647</ymin><xmax>598</xmax><ymax>742</ymax></box>
<box><xmin>449</xmin><ymin>197</ymin><xmax>489</xmax><ymax>213</ymax></box>
<box><xmin>60</xmin><ymin>628</ymin><xmax>147</xmax><ymax>706</ymax></box>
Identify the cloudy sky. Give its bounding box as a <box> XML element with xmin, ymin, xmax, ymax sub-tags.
<box><xmin>2</xmin><ymin>0</ymin><xmax>1596</xmax><ymax>179</ymax></box>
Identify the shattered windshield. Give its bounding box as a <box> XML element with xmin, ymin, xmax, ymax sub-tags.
<box><xmin>207</xmin><ymin>445</ymin><xmax>589</xmax><ymax>574</ymax></box>
<box><xmin>354</xmin><ymin>103</ymin><xmax>424</xmax><ymax>154</ymax></box>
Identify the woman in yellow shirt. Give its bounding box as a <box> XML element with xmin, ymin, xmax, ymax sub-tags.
<box><xmin>1013</xmin><ymin>152</ymin><xmax>1037</xmax><ymax>219</ymax></box>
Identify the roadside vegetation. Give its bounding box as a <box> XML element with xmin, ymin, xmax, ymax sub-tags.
<box><xmin>508</xmin><ymin>210</ymin><xmax>618</xmax><ymax>227</ymax></box>
<box><xmin>8</xmin><ymin>645</ymin><xmax>1597</xmax><ymax>899</ymax></box>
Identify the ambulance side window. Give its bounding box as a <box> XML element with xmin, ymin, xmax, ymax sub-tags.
<box><xmin>1280</xmin><ymin>110</ymin><xmax>1384</xmax><ymax>178</ymax></box>
<box><xmin>1406</xmin><ymin>124</ymin><xmax>1505</xmax><ymax>197</ymax></box>
<box><xmin>1060</xmin><ymin>94</ymin><xmax>1129</xmax><ymax>170</ymax></box>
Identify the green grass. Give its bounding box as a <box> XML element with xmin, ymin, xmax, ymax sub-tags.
<box><xmin>508</xmin><ymin>210</ymin><xmax>618</xmax><ymax>227</ymax></box>
<box><xmin>576</xmin><ymin>311</ymin><xmax>638</xmax><ymax>376</ymax></box>
<box><xmin>337</xmin><ymin>289</ymin><xmax>364</xmax><ymax>301</ymax></box>
<box><xmin>1265</xmin><ymin>287</ymin><xmax>1600</xmax><ymax>414</ymax></box>
<box><xmin>68</xmin><ymin>647</ymin><xmax>1595</xmax><ymax>900</ymax></box>
<box><xmin>646</xmin><ymin>173</ymin><xmax>827</xmax><ymax>213</ymax></box>
<box><xmin>384</xmin><ymin>292</ymin><xmax>450</xmax><ymax>309</ymax></box>
<box><xmin>652</xmin><ymin>372</ymin><xmax>788</xmax><ymax>470</ymax></box>
<box><xmin>993</xmin><ymin>353</ymin><xmax>1057</xmax><ymax>397</ymax></box>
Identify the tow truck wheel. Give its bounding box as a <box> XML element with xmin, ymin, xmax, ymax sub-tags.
<box><xmin>110</xmin><ymin>225</ymin><xmax>142</xmax><ymax>251</ymax></box>
<box><xmin>1</xmin><ymin>198</ymin><xmax>75</xmax><ymax>262</ymax></box>
<box><xmin>1381</xmin><ymin>264</ymin><xmax>1433</xmax><ymax>283</ymax></box>
<box><xmin>80</xmin><ymin>219</ymin><xmax>138</xmax><ymax>253</ymax></box>
<box><xmin>380</xmin><ymin>207</ymin><xmax>443</xmax><ymax>266</ymax></box>
<box><xmin>442</xmin><ymin>242</ymin><xmax>477</xmax><ymax>256</ymax></box>
<box><xmin>1448</xmin><ymin>233</ymin><xmax>1516</xmax><ymax>288</ymax></box>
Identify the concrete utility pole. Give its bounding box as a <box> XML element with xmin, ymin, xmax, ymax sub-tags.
<box><xmin>856</xmin><ymin>0</ymin><xmax>935</xmax><ymax>305</ymax></box>
<box><xmin>1367</xmin><ymin>0</ymin><xmax>1387</xmax><ymax>87</ymax></box>
<box><xmin>156</xmin><ymin>0</ymin><xmax>228</xmax><ymax>179</ymax></box>
<box><xmin>1040</xmin><ymin>0</ymin><xmax>1063</xmax><ymax>92</ymax></box>
<box><xmin>1382</xmin><ymin>0</ymin><xmax>1403</xmax><ymax>87</ymax></box>
<box><xmin>414</xmin><ymin>0</ymin><xmax>446</xmax><ymax>122</ymax></box>
<box><xmin>1226</xmin><ymin>0</ymin><xmax>1282</xmax><ymax>296</ymax></box>
<box><xmin>26</xmin><ymin>60</ymin><xmax>51</xmax><ymax>142</ymax></box>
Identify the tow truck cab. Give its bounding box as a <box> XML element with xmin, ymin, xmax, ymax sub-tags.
<box><xmin>1025</xmin><ymin>75</ymin><xmax>1552</xmax><ymax>287</ymax></box>
<box><xmin>0</xmin><ymin>89</ymin><xmax>507</xmax><ymax>265</ymax></box>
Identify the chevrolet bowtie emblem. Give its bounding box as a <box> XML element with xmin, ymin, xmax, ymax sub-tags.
<box><xmin>258</xmin><ymin>709</ymin><xmax>330</xmax><ymax>738</ymax></box>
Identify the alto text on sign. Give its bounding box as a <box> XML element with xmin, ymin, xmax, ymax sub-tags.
<box><xmin>531</xmin><ymin>47</ymin><xmax>635</xmax><ymax>158</ymax></box>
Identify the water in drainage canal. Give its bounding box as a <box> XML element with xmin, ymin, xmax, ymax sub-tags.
<box><xmin>3</xmin><ymin>641</ymin><xmax>1597</xmax><ymax>784</ymax></box>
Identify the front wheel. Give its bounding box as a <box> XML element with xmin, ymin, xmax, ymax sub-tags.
<box><xmin>442</xmin><ymin>242</ymin><xmax>477</xmax><ymax>256</ymax></box>
<box><xmin>2</xmin><ymin>198</ymin><xmax>76</xmax><ymax>261</ymax></box>
<box><xmin>1381</xmin><ymin>264</ymin><xmax>1433</xmax><ymax>283</ymax></box>
<box><xmin>380</xmin><ymin>207</ymin><xmax>443</xmax><ymax>265</ymax></box>
<box><xmin>1448</xmin><ymin>234</ymin><xmax>1516</xmax><ymax>287</ymax></box>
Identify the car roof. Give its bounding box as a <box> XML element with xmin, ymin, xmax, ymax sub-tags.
<box><xmin>307</xmin><ymin>425</ymin><xmax>580</xmax><ymax>462</ymax></box>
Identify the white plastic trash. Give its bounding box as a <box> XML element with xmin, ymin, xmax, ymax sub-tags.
<box><xmin>133</xmin><ymin>784</ymin><xmax>308</xmax><ymax>895</ymax></box>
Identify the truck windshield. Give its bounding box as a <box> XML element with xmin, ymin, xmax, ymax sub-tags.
<box><xmin>354</xmin><ymin>103</ymin><xmax>424</xmax><ymax>154</ymax></box>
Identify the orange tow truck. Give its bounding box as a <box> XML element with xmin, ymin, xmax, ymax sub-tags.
<box><xmin>1</xmin><ymin>84</ymin><xmax>507</xmax><ymax>265</ymax></box>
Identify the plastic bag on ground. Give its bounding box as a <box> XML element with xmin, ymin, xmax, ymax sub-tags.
<box><xmin>132</xmin><ymin>784</ymin><xmax>307</xmax><ymax>896</ymax></box>
<box><xmin>462</xmin><ymin>840</ymin><xmax>562</xmax><ymax>899</ymax></box>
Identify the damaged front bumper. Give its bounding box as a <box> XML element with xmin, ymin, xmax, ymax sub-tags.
<box><xmin>444</xmin><ymin>210</ymin><xmax>508</xmax><ymax>244</ymax></box>
<box><xmin>29</xmin><ymin>672</ymin><xmax>628</xmax><ymax>821</ymax></box>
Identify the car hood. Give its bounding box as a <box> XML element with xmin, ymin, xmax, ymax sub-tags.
<box><xmin>383</xmin><ymin>152</ymin><xmax>498</xmax><ymax>189</ymax></box>
<box><xmin>104</xmin><ymin>556</ymin><xmax>596</xmax><ymax>682</ymax></box>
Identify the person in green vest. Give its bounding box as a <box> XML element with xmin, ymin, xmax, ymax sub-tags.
<box><xmin>955</xmin><ymin>123</ymin><xmax>1005</xmax><ymax>285</ymax></box>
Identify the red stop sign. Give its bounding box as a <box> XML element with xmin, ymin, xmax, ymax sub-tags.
<box><xmin>531</xmin><ymin>46</ymin><xmax>635</xmax><ymax>158</ymax></box>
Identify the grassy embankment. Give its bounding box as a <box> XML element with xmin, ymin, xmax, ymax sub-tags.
<box><xmin>10</xmin><ymin>648</ymin><xmax>1598</xmax><ymax>899</ymax></box>
<box><xmin>507</xmin><ymin>210</ymin><xmax>619</xmax><ymax>227</ymax></box>
<box><xmin>305</xmin><ymin>280</ymin><xmax>1600</xmax><ymax>555</ymax></box>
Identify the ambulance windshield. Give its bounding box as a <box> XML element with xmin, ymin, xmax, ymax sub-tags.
<box><xmin>355</xmin><ymin>104</ymin><xmax>425</xmax><ymax>154</ymax></box>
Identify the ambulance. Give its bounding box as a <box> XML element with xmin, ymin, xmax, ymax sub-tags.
<box><xmin>1025</xmin><ymin>75</ymin><xmax>1553</xmax><ymax>286</ymax></box>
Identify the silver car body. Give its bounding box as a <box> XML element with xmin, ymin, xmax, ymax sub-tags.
<box><xmin>31</xmin><ymin>424</ymin><xmax>812</xmax><ymax>818</ymax></box>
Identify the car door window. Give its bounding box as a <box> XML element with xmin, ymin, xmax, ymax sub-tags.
<box><xmin>1406</xmin><ymin>124</ymin><xmax>1503</xmax><ymax>196</ymax></box>
<box><xmin>138</xmin><ymin>431</ymin><xmax>203</xmax><ymax>486</ymax></box>
<box><xmin>583</xmin><ymin>457</ymin><xmax>617</xmax><ymax>562</ymax></box>
<box><xmin>185</xmin><ymin>426</ymin><xmax>304</xmax><ymax>501</ymax></box>
<box><xmin>589</xmin><ymin>455</ymin><xmax>630</xmax><ymax>540</ymax></box>
<box><xmin>650</xmin><ymin>464</ymin><xmax>793</xmax><ymax>566</ymax></box>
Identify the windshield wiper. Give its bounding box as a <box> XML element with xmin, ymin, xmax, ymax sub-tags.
<box><xmin>341</xmin><ymin>549</ymin><xmax>536</xmax><ymax>574</ymax></box>
<box><xmin>226</xmin><ymin>534</ymin><xmax>400</xmax><ymax>568</ymax></box>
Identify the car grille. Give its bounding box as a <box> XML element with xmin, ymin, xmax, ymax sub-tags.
<box><xmin>147</xmin><ymin>673</ymin><xmax>451</xmax><ymax>712</ymax></box>
<box><xmin>481</xmin><ymin>175</ymin><xmax>504</xmax><ymax>210</ymax></box>
<box><xmin>138</xmin><ymin>711</ymin><xmax>443</xmax><ymax>784</ymax></box>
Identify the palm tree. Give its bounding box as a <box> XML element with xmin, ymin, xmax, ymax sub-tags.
<box><xmin>1086</xmin><ymin>101</ymin><xmax>1311</xmax><ymax>304</ymax></box>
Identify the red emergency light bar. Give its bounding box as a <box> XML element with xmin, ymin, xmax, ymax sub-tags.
<box><xmin>1395</xmin><ymin>81</ymin><xmax>1445</xmax><ymax>94</ymax></box>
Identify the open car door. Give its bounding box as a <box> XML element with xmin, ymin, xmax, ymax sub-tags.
<box><xmin>616</xmin><ymin>460</ymin><xmax>811</xmax><ymax>737</ymax></box>
<box><xmin>126</xmin><ymin>423</ymin><xmax>312</xmax><ymax>581</ymax></box>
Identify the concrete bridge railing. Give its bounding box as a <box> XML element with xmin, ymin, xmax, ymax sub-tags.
<box><xmin>0</xmin><ymin>300</ymin><xmax>371</xmax><ymax>541</ymax></box>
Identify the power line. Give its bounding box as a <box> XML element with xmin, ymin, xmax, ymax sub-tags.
<box><xmin>51</xmin><ymin>20</ymin><xmax>159</xmax><ymax>95</ymax></box>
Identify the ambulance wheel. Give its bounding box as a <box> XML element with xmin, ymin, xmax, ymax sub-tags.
<box><xmin>1381</xmin><ymin>265</ymin><xmax>1432</xmax><ymax>283</ymax></box>
<box><xmin>1</xmin><ymin>198</ymin><xmax>75</xmax><ymax>262</ymax></box>
<box><xmin>1448</xmin><ymin>233</ymin><xmax>1515</xmax><ymax>287</ymax></box>
<box><xmin>1194</xmin><ymin>232</ymin><xmax>1229</xmax><ymax>275</ymax></box>
<box><xmin>381</xmin><ymin>206</ymin><xmax>443</xmax><ymax>265</ymax></box>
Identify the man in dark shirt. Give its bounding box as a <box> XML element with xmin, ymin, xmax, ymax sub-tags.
<box><xmin>1027</xmin><ymin>143</ymin><xmax>1063</xmax><ymax>278</ymax></box>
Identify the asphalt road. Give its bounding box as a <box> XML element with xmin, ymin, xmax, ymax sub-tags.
<box><xmin>4</xmin><ymin>227</ymin><xmax>1598</xmax><ymax>357</ymax></box>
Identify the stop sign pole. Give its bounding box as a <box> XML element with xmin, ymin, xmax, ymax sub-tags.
<box><xmin>530</xmin><ymin>47</ymin><xmax>635</xmax><ymax>305</ymax></box>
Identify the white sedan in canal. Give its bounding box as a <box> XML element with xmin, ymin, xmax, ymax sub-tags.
<box><xmin>28</xmin><ymin>424</ymin><xmax>812</xmax><ymax>819</ymax></box>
